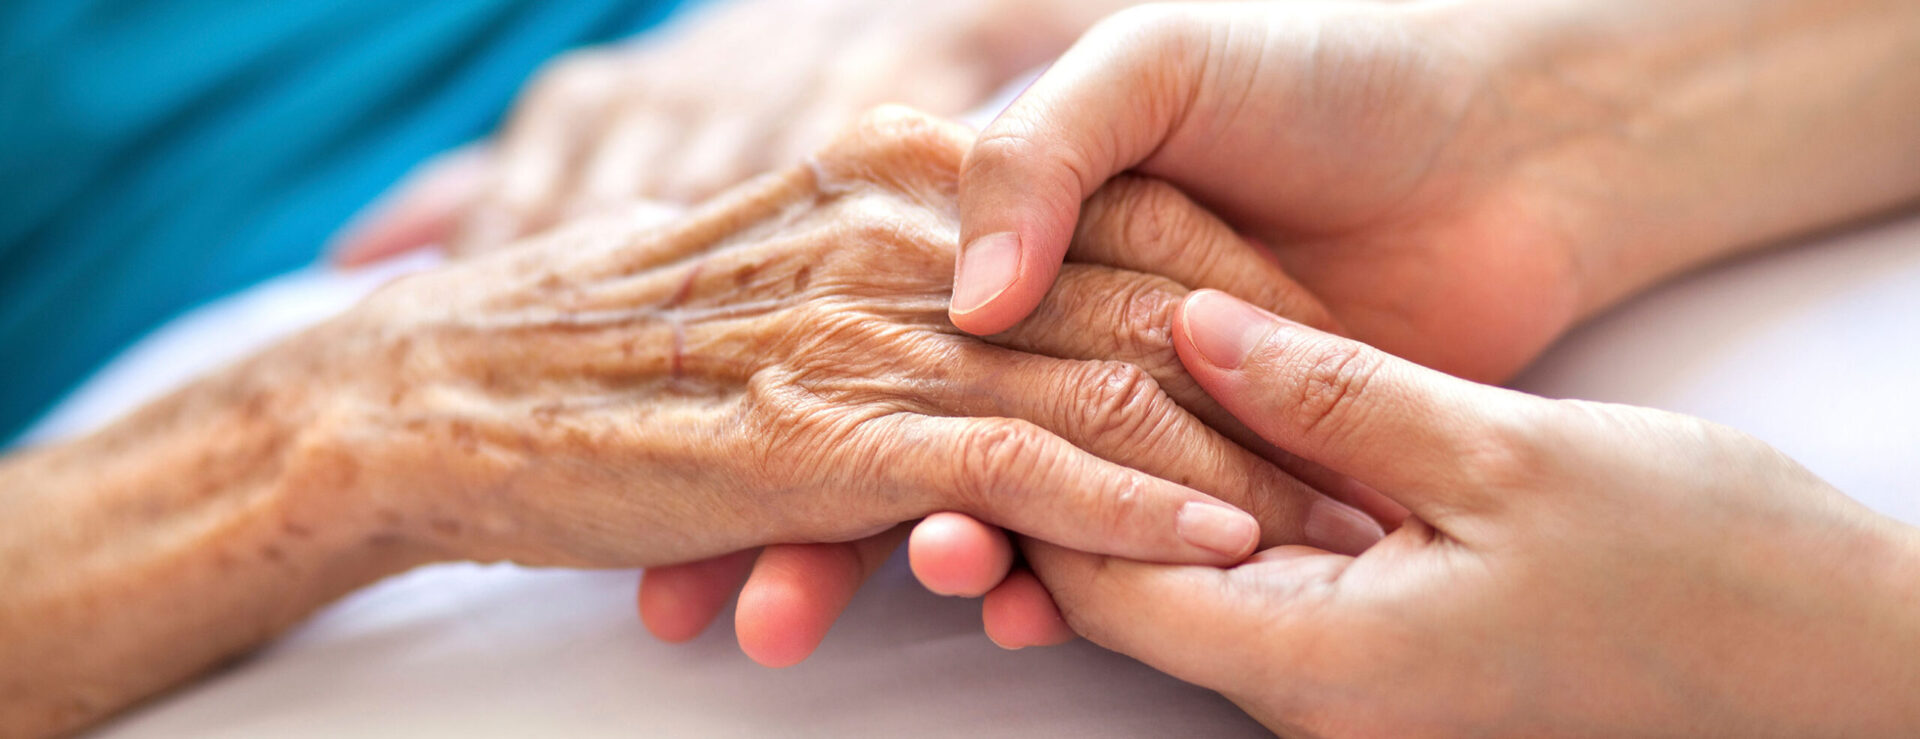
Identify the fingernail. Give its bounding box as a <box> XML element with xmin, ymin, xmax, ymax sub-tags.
<box><xmin>952</xmin><ymin>232</ymin><xmax>1021</xmax><ymax>314</ymax></box>
<box><xmin>1304</xmin><ymin>499</ymin><xmax>1385</xmax><ymax>555</ymax></box>
<box><xmin>1183</xmin><ymin>291</ymin><xmax>1279</xmax><ymax>370</ymax></box>
<box><xmin>1177</xmin><ymin>502</ymin><xmax>1259</xmax><ymax>559</ymax></box>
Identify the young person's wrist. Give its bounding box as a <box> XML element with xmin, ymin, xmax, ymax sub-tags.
<box><xmin>1433</xmin><ymin>0</ymin><xmax>1920</xmax><ymax>316</ymax></box>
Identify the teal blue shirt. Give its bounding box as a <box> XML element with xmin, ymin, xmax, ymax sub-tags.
<box><xmin>0</xmin><ymin>0</ymin><xmax>688</xmax><ymax>443</ymax></box>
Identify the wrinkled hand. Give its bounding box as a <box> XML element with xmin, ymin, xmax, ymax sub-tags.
<box><xmin>309</xmin><ymin>108</ymin><xmax>1378</xmax><ymax>609</ymax></box>
<box><xmin>334</xmin><ymin>0</ymin><xmax>1119</xmax><ymax>265</ymax></box>
<box><xmin>1027</xmin><ymin>289</ymin><xmax>1920</xmax><ymax>736</ymax></box>
<box><xmin>631</xmin><ymin>124</ymin><xmax>1399</xmax><ymax>665</ymax></box>
<box><xmin>645</xmin><ymin>0</ymin><xmax>1626</xmax><ymax>658</ymax></box>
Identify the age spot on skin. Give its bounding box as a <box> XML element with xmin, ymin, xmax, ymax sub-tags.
<box><xmin>450</xmin><ymin>420</ymin><xmax>479</xmax><ymax>454</ymax></box>
<box><xmin>793</xmin><ymin>265</ymin><xmax>813</xmax><ymax>291</ymax></box>
<box><xmin>734</xmin><ymin>262</ymin><xmax>759</xmax><ymax>287</ymax></box>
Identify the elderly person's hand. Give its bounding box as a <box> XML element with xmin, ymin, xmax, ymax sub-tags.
<box><xmin>0</xmin><ymin>107</ymin><xmax>1386</xmax><ymax>735</ymax></box>
<box><xmin>332</xmin><ymin>0</ymin><xmax>1158</xmax><ymax>265</ymax></box>
<box><xmin>326</xmin><ymin>108</ymin><xmax>1328</xmax><ymax>570</ymax></box>
<box><xmin>1025</xmin><ymin>290</ymin><xmax>1920</xmax><ymax>736</ymax></box>
<box><xmin>633</xmin><ymin>167</ymin><xmax>1403</xmax><ymax>665</ymax></box>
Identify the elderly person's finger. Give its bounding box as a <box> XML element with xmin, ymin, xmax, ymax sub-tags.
<box><xmin>572</xmin><ymin>103</ymin><xmax>680</xmax><ymax>219</ymax></box>
<box><xmin>661</xmin><ymin>114</ymin><xmax>759</xmax><ymax>204</ymax></box>
<box><xmin>991</xmin><ymin>266</ymin><xmax>1408</xmax><ymax>526</ymax></box>
<box><xmin>331</xmin><ymin>147</ymin><xmax>491</xmax><ymax>267</ymax></box>
<box><xmin>922</xmin><ymin>346</ymin><xmax>1383</xmax><ymax>556</ymax></box>
<box><xmin>459</xmin><ymin>50</ymin><xmax>624</xmax><ymax>253</ymax></box>
<box><xmin>876</xmin><ymin>412</ymin><xmax>1259</xmax><ymax>564</ymax></box>
<box><xmin>1066</xmin><ymin>177</ymin><xmax>1340</xmax><ymax>334</ymax></box>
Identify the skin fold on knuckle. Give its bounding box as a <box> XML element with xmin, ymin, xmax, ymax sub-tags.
<box><xmin>1268</xmin><ymin>335</ymin><xmax>1386</xmax><ymax>453</ymax></box>
<box><xmin>1067</xmin><ymin>360</ymin><xmax>1179</xmax><ymax>452</ymax></box>
<box><xmin>954</xmin><ymin>419</ymin><xmax>1053</xmax><ymax>516</ymax></box>
<box><xmin>963</xmin><ymin>118</ymin><xmax>1102</xmax><ymax>214</ymax></box>
<box><xmin>1104</xmin><ymin>178</ymin><xmax>1199</xmax><ymax>267</ymax></box>
<box><xmin>520</xmin><ymin>50</ymin><xmax>619</xmax><ymax>127</ymax></box>
<box><xmin>813</xmin><ymin>106</ymin><xmax>972</xmax><ymax>200</ymax></box>
<box><xmin>1112</xmin><ymin>276</ymin><xmax>1187</xmax><ymax>372</ymax></box>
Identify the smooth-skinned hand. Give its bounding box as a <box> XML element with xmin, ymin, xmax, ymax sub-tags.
<box><xmin>1022</xmin><ymin>289</ymin><xmax>1920</xmax><ymax>736</ymax></box>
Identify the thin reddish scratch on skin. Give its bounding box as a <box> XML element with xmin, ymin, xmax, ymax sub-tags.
<box><xmin>670</xmin><ymin>321</ymin><xmax>686</xmax><ymax>381</ymax></box>
<box><xmin>667</xmin><ymin>259</ymin><xmax>705</xmax><ymax>308</ymax></box>
<box><xmin>664</xmin><ymin>259</ymin><xmax>704</xmax><ymax>383</ymax></box>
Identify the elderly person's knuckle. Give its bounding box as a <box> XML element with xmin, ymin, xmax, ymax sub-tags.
<box><xmin>1068</xmin><ymin>360</ymin><xmax>1170</xmax><ymax>444</ymax></box>
<box><xmin>815</xmin><ymin>106</ymin><xmax>971</xmax><ymax>192</ymax></box>
<box><xmin>955</xmin><ymin>418</ymin><xmax>1053</xmax><ymax>509</ymax></box>
<box><xmin>1113</xmin><ymin>277</ymin><xmax>1183</xmax><ymax>354</ymax></box>
<box><xmin>1113</xmin><ymin>179</ymin><xmax>1197</xmax><ymax>261</ymax></box>
<box><xmin>531</xmin><ymin>50</ymin><xmax>616</xmax><ymax>101</ymax></box>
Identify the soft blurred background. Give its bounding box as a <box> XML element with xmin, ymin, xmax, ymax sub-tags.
<box><xmin>0</xmin><ymin>0</ymin><xmax>691</xmax><ymax>443</ymax></box>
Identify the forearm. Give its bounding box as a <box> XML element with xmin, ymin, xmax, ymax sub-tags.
<box><xmin>0</xmin><ymin>324</ymin><xmax>424</xmax><ymax>737</ymax></box>
<box><xmin>1453</xmin><ymin>0</ymin><xmax>1920</xmax><ymax>314</ymax></box>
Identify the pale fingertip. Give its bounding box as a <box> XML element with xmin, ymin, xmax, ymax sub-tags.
<box><xmin>1304</xmin><ymin>498</ymin><xmax>1387</xmax><ymax>556</ymax></box>
<box><xmin>982</xmin><ymin>570</ymin><xmax>1073</xmax><ymax>649</ymax></box>
<box><xmin>1181</xmin><ymin>290</ymin><xmax>1285</xmax><ymax>371</ymax></box>
<box><xmin>950</xmin><ymin>231</ymin><xmax>1023</xmax><ymax>317</ymax></box>
<box><xmin>734</xmin><ymin>577</ymin><xmax>814</xmax><ymax>669</ymax></box>
<box><xmin>1176</xmin><ymin>502</ymin><xmax>1260</xmax><ymax>561</ymax></box>
<box><xmin>908</xmin><ymin>513</ymin><xmax>1014</xmax><ymax>597</ymax></box>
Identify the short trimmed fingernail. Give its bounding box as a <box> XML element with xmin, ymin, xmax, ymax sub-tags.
<box><xmin>1177</xmin><ymin>502</ymin><xmax>1259</xmax><ymax>559</ymax></box>
<box><xmin>1305</xmin><ymin>499</ymin><xmax>1385</xmax><ymax>555</ymax></box>
<box><xmin>1183</xmin><ymin>290</ymin><xmax>1279</xmax><ymax>370</ymax></box>
<box><xmin>952</xmin><ymin>232</ymin><xmax>1021</xmax><ymax>314</ymax></box>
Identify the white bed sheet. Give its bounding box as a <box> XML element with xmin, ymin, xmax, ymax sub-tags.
<box><xmin>25</xmin><ymin>157</ymin><xmax>1917</xmax><ymax>735</ymax></box>
<box><xmin>46</xmin><ymin>209</ymin><xmax>1915</xmax><ymax>738</ymax></box>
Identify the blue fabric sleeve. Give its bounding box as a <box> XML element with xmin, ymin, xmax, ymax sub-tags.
<box><xmin>0</xmin><ymin>0</ymin><xmax>690</xmax><ymax>443</ymax></box>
